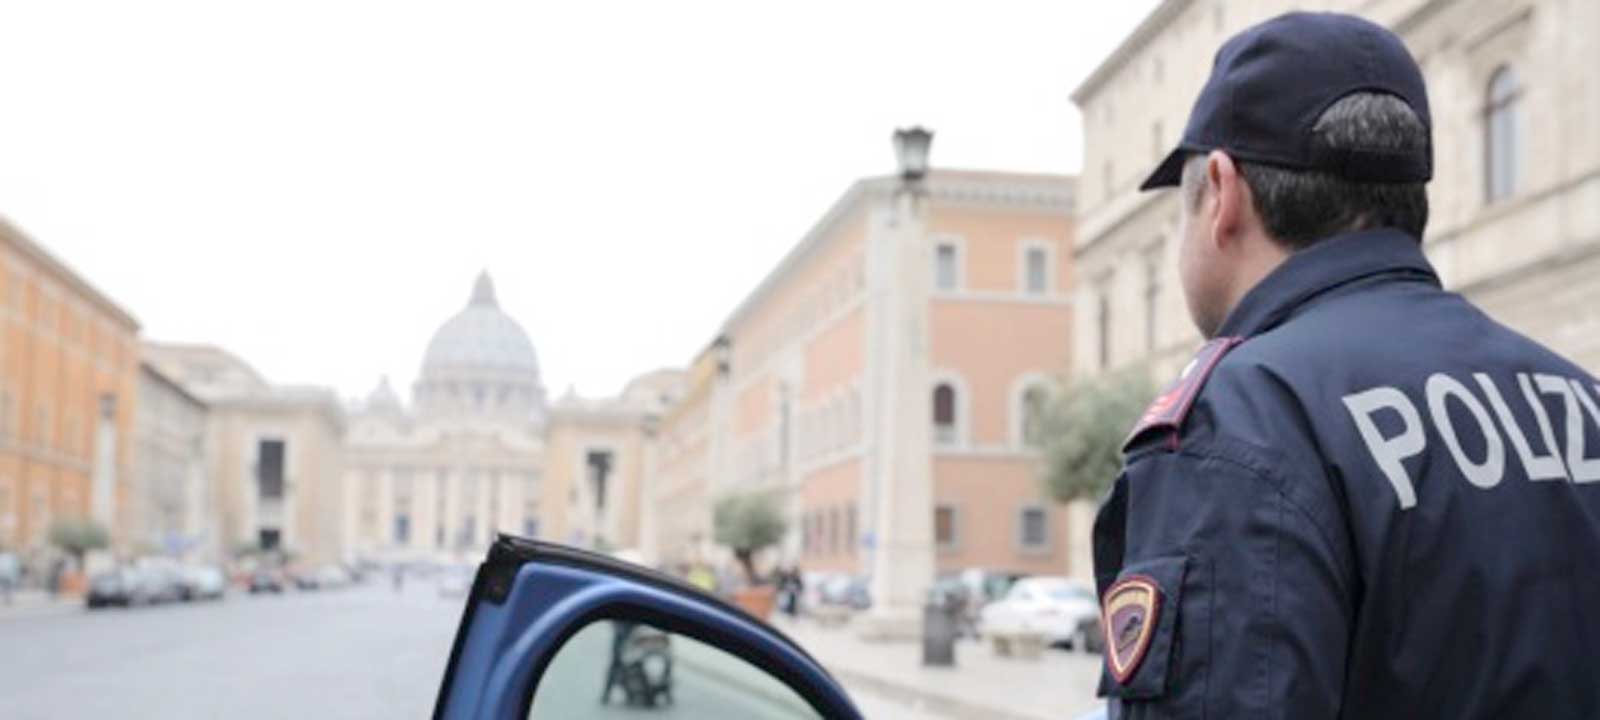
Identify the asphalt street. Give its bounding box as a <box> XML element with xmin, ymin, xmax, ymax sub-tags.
<box><xmin>0</xmin><ymin>580</ymin><xmax>934</xmax><ymax>719</ymax></box>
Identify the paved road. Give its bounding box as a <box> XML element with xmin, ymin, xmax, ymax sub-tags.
<box><xmin>0</xmin><ymin>581</ymin><xmax>935</xmax><ymax>719</ymax></box>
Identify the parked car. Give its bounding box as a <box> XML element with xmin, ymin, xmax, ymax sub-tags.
<box><xmin>978</xmin><ymin>576</ymin><xmax>1099</xmax><ymax>648</ymax></box>
<box><xmin>1074</xmin><ymin>613</ymin><xmax>1106</xmax><ymax>655</ymax></box>
<box><xmin>949</xmin><ymin>568</ymin><xmax>1028</xmax><ymax>637</ymax></box>
<box><xmin>87</xmin><ymin>568</ymin><xmax>151</xmax><ymax>608</ymax></box>
<box><xmin>134</xmin><ymin>559</ymin><xmax>187</xmax><ymax>604</ymax></box>
<box><xmin>287</xmin><ymin>566</ymin><xmax>322</xmax><ymax>590</ymax></box>
<box><xmin>248</xmin><ymin>569</ymin><xmax>286</xmax><ymax>594</ymax></box>
<box><xmin>314</xmin><ymin>565</ymin><xmax>352</xmax><ymax>590</ymax></box>
<box><xmin>438</xmin><ymin>565</ymin><xmax>473</xmax><ymax>599</ymax></box>
<box><xmin>816</xmin><ymin>574</ymin><xmax>871</xmax><ymax>610</ymax></box>
<box><xmin>181</xmin><ymin>565</ymin><xmax>227</xmax><ymax>601</ymax></box>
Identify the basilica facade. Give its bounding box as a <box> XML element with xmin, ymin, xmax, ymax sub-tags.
<box><xmin>341</xmin><ymin>273</ymin><xmax>548</xmax><ymax>563</ymax></box>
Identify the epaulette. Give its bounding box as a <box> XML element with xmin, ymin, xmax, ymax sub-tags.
<box><xmin>1122</xmin><ymin>336</ymin><xmax>1243</xmax><ymax>453</ymax></box>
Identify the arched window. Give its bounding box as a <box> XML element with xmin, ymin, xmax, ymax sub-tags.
<box><xmin>932</xmin><ymin>383</ymin><xmax>957</xmax><ymax>445</ymax></box>
<box><xmin>1485</xmin><ymin>65</ymin><xmax>1520</xmax><ymax>203</ymax></box>
<box><xmin>1021</xmin><ymin>384</ymin><xmax>1051</xmax><ymax>449</ymax></box>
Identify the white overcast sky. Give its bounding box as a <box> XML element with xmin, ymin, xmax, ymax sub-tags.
<box><xmin>0</xmin><ymin>0</ymin><xmax>1158</xmax><ymax>401</ymax></box>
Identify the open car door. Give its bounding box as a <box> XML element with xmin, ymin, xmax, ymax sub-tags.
<box><xmin>433</xmin><ymin>535</ymin><xmax>864</xmax><ymax>719</ymax></box>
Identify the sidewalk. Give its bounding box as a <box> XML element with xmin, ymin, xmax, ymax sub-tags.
<box><xmin>0</xmin><ymin>589</ymin><xmax>80</xmax><ymax>622</ymax></box>
<box><xmin>775</xmin><ymin>617</ymin><xmax>1104</xmax><ymax>720</ymax></box>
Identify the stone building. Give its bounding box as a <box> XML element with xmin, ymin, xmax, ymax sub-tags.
<box><xmin>644</xmin><ymin>167</ymin><xmax>1075</xmax><ymax>633</ymax></box>
<box><xmin>642</xmin><ymin>341</ymin><xmax>724</xmax><ymax>570</ymax></box>
<box><xmin>132</xmin><ymin>360</ymin><xmax>210</xmax><ymax>558</ymax></box>
<box><xmin>542</xmin><ymin>371</ymin><xmax>683</xmax><ymax>554</ymax></box>
<box><xmin>144</xmin><ymin>343</ymin><xmax>347</xmax><ymax>565</ymax></box>
<box><xmin>0</xmin><ymin>217</ymin><xmax>140</xmax><ymax>553</ymax></box>
<box><xmin>342</xmin><ymin>273</ymin><xmax>546</xmax><ymax>564</ymax></box>
<box><xmin>1067</xmin><ymin>0</ymin><xmax>1600</xmax><ymax>579</ymax></box>
<box><xmin>1072</xmin><ymin>0</ymin><xmax>1600</xmax><ymax>381</ymax></box>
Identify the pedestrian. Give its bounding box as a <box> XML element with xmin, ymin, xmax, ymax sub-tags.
<box><xmin>0</xmin><ymin>550</ymin><xmax>18</xmax><ymax>606</ymax></box>
<box><xmin>776</xmin><ymin>566</ymin><xmax>803</xmax><ymax>618</ymax></box>
<box><xmin>1093</xmin><ymin>12</ymin><xmax>1600</xmax><ymax>718</ymax></box>
<box><xmin>46</xmin><ymin>557</ymin><xmax>64</xmax><ymax>598</ymax></box>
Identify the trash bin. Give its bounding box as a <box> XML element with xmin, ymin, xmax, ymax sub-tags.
<box><xmin>922</xmin><ymin>596</ymin><xmax>960</xmax><ymax>667</ymax></box>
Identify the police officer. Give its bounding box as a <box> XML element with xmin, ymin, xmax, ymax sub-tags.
<box><xmin>1093</xmin><ymin>12</ymin><xmax>1600</xmax><ymax>718</ymax></box>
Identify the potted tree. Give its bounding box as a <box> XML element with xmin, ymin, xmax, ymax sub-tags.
<box><xmin>713</xmin><ymin>492</ymin><xmax>787</xmax><ymax>619</ymax></box>
<box><xmin>48</xmin><ymin>518</ymin><xmax>109</xmax><ymax>596</ymax></box>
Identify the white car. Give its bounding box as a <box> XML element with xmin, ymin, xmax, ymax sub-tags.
<box><xmin>314</xmin><ymin>565</ymin><xmax>352</xmax><ymax>589</ymax></box>
<box><xmin>438</xmin><ymin>565</ymin><xmax>474</xmax><ymax>599</ymax></box>
<box><xmin>978</xmin><ymin>576</ymin><xmax>1099</xmax><ymax>648</ymax></box>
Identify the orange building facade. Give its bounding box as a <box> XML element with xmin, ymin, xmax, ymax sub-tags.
<box><xmin>0</xmin><ymin>218</ymin><xmax>140</xmax><ymax>553</ymax></box>
<box><xmin>708</xmin><ymin>170</ymin><xmax>1078</xmax><ymax>588</ymax></box>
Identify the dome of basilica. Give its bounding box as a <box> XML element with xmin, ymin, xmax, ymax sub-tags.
<box><xmin>421</xmin><ymin>272</ymin><xmax>541</xmax><ymax>376</ymax></box>
<box><xmin>414</xmin><ymin>271</ymin><xmax>547</xmax><ymax>424</ymax></box>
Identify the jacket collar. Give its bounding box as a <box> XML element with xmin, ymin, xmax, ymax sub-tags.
<box><xmin>1216</xmin><ymin>228</ymin><xmax>1439</xmax><ymax>338</ymax></box>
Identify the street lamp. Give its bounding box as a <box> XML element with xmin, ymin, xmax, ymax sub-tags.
<box><xmin>892</xmin><ymin>126</ymin><xmax>933</xmax><ymax>185</ymax></box>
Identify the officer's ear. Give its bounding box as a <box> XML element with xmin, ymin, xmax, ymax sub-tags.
<box><xmin>1205</xmin><ymin>150</ymin><xmax>1249</xmax><ymax>253</ymax></box>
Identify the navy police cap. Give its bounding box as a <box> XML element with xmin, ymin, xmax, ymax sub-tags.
<box><xmin>1140</xmin><ymin>11</ymin><xmax>1433</xmax><ymax>191</ymax></box>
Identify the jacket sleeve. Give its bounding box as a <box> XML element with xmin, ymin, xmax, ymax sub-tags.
<box><xmin>1100</xmin><ymin>434</ymin><xmax>1354</xmax><ymax>719</ymax></box>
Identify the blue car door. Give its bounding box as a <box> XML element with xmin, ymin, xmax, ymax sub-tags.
<box><xmin>433</xmin><ymin>534</ymin><xmax>864</xmax><ymax>719</ymax></box>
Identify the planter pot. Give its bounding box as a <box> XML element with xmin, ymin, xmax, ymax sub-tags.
<box><xmin>734</xmin><ymin>586</ymin><xmax>778</xmax><ymax>620</ymax></box>
<box><xmin>59</xmin><ymin>570</ymin><xmax>88</xmax><ymax>596</ymax></box>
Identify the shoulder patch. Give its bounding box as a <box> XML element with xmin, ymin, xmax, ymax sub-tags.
<box><xmin>1122</xmin><ymin>336</ymin><xmax>1243</xmax><ymax>452</ymax></box>
<box><xmin>1102</xmin><ymin>575</ymin><xmax>1162</xmax><ymax>684</ymax></box>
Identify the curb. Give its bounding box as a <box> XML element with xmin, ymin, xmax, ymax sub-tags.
<box><xmin>0</xmin><ymin>599</ymin><xmax>80</xmax><ymax>623</ymax></box>
<box><xmin>826</xmin><ymin>661</ymin><xmax>1059</xmax><ymax>720</ymax></box>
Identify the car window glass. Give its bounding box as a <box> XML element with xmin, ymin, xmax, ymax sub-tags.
<box><xmin>527</xmin><ymin>619</ymin><xmax>823</xmax><ymax>719</ymax></box>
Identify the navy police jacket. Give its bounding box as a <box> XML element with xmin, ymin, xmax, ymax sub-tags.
<box><xmin>1093</xmin><ymin>228</ymin><xmax>1600</xmax><ymax>718</ymax></box>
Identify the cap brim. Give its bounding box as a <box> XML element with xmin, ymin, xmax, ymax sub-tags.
<box><xmin>1138</xmin><ymin>146</ymin><xmax>1192</xmax><ymax>191</ymax></box>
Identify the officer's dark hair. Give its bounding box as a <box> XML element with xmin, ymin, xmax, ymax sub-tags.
<box><xmin>1181</xmin><ymin>92</ymin><xmax>1430</xmax><ymax>249</ymax></box>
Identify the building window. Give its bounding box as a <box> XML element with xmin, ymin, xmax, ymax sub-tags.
<box><xmin>847</xmin><ymin>504</ymin><xmax>857</xmax><ymax>555</ymax></box>
<box><xmin>1024</xmin><ymin>246</ymin><xmax>1049</xmax><ymax>294</ymax></box>
<box><xmin>586</xmin><ymin>450</ymin><xmax>613</xmax><ymax>512</ymax></box>
<box><xmin>1144</xmin><ymin>244</ymin><xmax>1163</xmax><ymax>352</ymax></box>
<box><xmin>1485</xmin><ymin>65</ymin><xmax>1521</xmax><ymax>204</ymax></box>
<box><xmin>934</xmin><ymin>504</ymin><xmax>958</xmax><ymax>549</ymax></box>
<box><xmin>1097</xmin><ymin>286</ymin><xmax>1113</xmax><ymax>369</ymax></box>
<box><xmin>934</xmin><ymin>243</ymin><xmax>958</xmax><ymax>291</ymax></box>
<box><xmin>257</xmin><ymin>439</ymin><xmax>286</xmax><ymax>501</ymax></box>
<box><xmin>523</xmin><ymin>517</ymin><xmax>539</xmax><ymax>538</ymax></box>
<box><xmin>1019</xmin><ymin>506</ymin><xmax>1049</xmax><ymax>550</ymax></box>
<box><xmin>826</xmin><ymin>507</ymin><xmax>838</xmax><ymax>555</ymax></box>
<box><xmin>1020</xmin><ymin>384</ymin><xmax>1051</xmax><ymax>449</ymax></box>
<box><xmin>932</xmin><ymin>383</ymin><xmax>958</xmax><ymax>446</ymax></box>
<box><xmin>394</xmin><ymin>513</ymin><xmax>411</xmax><ymax>543</ymax></box>
<box><xmin>259</xmin><ymin>528</ymin><xmax>281</xmax><ymax>551</ymax></box>
<box><xmin>778</xmin><ymin>384</ymin><xmax>792</xmax><ymax>469</ymax></box>
<box><xmin>0</xmin><ymin>389</ymin><xmax>12</xmax><ymax>438</ymax></box>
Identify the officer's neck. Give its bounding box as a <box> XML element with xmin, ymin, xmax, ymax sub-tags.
<box><xmin>1216</xmin><ymin>230</ymin><xmax>1292</xmax><ymax>332</ymax></box>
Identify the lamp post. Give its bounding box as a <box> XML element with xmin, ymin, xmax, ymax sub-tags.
<box><xmin>892</xmin><ymin>126</ymin><xmax>933</xmax><ymax>186</ymax></box>
<box><xmin>859</xmin><ymin>126</ymin><xmax>938</xmax><ymax>642</ymax></box>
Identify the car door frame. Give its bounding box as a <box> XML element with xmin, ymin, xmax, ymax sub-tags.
<box><xmin>433</xmin><ymin>535</ymin><xmax>862</xmax><ymax>719</ymax></box>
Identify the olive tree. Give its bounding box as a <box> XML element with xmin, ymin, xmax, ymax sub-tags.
<box><xmin>713</xmin><ymin>492</ymin><xmax>788</xmax><ymax>586</ymax></box>
<box><xmin>48</xmin><ymin>518</ymin><xmax>109</xmax><ymax>566</ymax></box>
<box><xmin>1036</xmin><ymin>367</ymin><xmax>1156</xmax><ymax>503</ymax></box>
